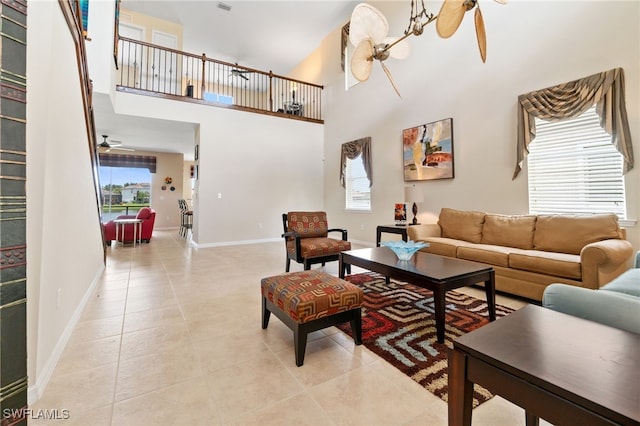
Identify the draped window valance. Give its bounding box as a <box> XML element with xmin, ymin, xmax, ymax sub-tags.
<box><xmin>98</xmin><ymin>153</ymin><xmax>157</xmax><ymax>173</ymax></box>
<box><xmin>340</xmin><ymin>137</ymin><xmax>372</xmax><ymax>188</ymax></box>
<box><xmin>513</xmin><ymin>67</ymin><xmax>634</xmax><ymax>179</ymax></box>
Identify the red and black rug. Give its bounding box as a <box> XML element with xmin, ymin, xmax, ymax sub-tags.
<box><xmin>340</xmin><ymin>272</ymin><xmax>516</xmax><ymax>407</ymax></box>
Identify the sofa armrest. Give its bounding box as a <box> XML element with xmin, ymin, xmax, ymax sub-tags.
<box><xmin>543</xmin><ymin>283</ymin><xmax>640</xmax><ymax>334</ymax></box>
<box><xmin>580</xmin><ymin>239</ymin><xmax>634</xmax><ymax>289</ymax></box>
<box><xmin>407</xmin><ymin>224</ymin><xmax>441</xmax><ymax>241</ymax></box>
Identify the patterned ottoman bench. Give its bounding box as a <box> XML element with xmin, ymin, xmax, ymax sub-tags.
<box><xmin>261</xmin><ymin>270</ymin><xmax>363</xmax><ymax>366</ymax></box>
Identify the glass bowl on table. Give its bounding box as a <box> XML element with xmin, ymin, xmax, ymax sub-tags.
<box><xmin>381</xmin><ymin>240</ymin><xmax>429</xmax><ymax>261</ymax></box>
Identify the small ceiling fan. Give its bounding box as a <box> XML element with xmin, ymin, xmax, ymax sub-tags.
<box><xmin>229</xmin><ymin>69</ymin><xmax>253</xmax><ymax>81</ymax></box>
<box><xmin>98</xmin><ymin>134</ymin><xmax>135</xmax><ymax>152</ymax></box>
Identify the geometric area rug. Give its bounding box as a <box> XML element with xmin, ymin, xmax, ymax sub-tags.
<box><xmin>338</xmin><ymin>272</ymin><xmax>515</xmax><ymax>408</ymax></box>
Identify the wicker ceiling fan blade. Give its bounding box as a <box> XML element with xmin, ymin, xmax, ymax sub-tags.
<box><xmin>349</xmin><ymin>2</ymin><xmax>389</xmax><ymax>46</ymax></box>
<box><xmin>475</xmin><ymin>6</ymin><xmax>487</xmax><ymax>63</ymax></box>
<box><xmin>351</xmin><ymin>39</ymin><xmax>374</xmax><ymax>82</ymax></box>
<box><xmin>436</xmin><ymin>0</ymin><xmax>467</xmax><ymax>38</ymax></box>
<box><xmin>380</xmin><ymin>61</ymin><xmax>401</xmax><ymax>98</ymax></box>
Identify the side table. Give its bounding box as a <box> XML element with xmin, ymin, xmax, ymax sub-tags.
<box><xmin>448</xmin><ymin>305</ymin><xmax>640</xmax><ymax>426</ymax></box>
<box><xmin>113</xmin><ymin>218</ymin><xmax>143</xmax><ymax>247</ymax></box>
<box><xmin>376</xmin><ymin>224</ymin><xmax>409</xmax><ymax>246</ymax></box>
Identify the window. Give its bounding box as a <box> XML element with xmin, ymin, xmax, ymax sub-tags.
<box><xmin>345</xmin><ymin>154</ymin><xmax>371</xmax><ymax>211</ymax></box>
<box><xmin>99</xmin><ymin>166</ymin><xmax>152</xmax><ymax>221</ymax></box>
<box><xmin>528</xmin><ymin>106</ymin><xmax>626</xmax><ymax>218</ymax></box>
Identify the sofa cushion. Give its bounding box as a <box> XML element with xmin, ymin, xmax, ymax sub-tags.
<box><xmin>457</xmin><ymin>244</ymin><xmax>513</xmax><ymax>268</ymax></box>
<box><xmin>136</xmin><ymin>207</ymin><xmax>152</xmax><ymax>219</ymax></box>
<box><xmin>481</xmin><ymin>214</ymin><xmax>537</xmax><ymax>250</ymax></box>
<box><xmin>287</xmin><ymin>211</ymin><xmax>328</xmax><ymax>238</ymax></box>
<box><xmin>509</xmin><ymin>251</ymin><xmax>582</xmax><ymax>280</ymax></box>
<box><xmin>438</xmin><ymin>208</ymin><xmax>485</xmax><ymax>243</ymax></box>
<box><xmin>533</xmin><ymin>213</ymin><xmax>622</xmax><ymax>255</ymax></box>
<box><xmin>421</xmin><ymin>237</ymin><xmax>480</xmax><ymax>258</ymax></box>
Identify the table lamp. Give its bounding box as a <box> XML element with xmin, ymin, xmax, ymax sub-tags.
<box><xmin>405</xmin><ymin>185</ymin><xmax>424</xmax><ymax>225</ymax></box>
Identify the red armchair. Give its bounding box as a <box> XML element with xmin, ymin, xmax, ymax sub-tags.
<box><xmin>103</xmin><ymin>207</ymin><xmax>156</xmax><ymax>246</ymax></box>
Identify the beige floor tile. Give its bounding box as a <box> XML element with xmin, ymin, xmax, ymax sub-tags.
<box><xmin>122</xmin><ymin>305</ymin><xmax>185</xmax><ymax>333</ymax></box>
<box><xmin>32</xmin><ymin>230</ymin><xmax>539</xmax><ymax>426</ymax></box>
<box><xmin>54</xmin><ymin>335</ymin><xmax>121</xmax><ymax>376</ymax></box>
<box><xmin>204</xmin><ymin>356</ymin><xmax>304</xmax><ymax>423</ymax></box>
<box><xmin>190</xmin><ymin>328</ymin><xmax>276</xmax><ymax>373</ymax></box>
<box><xmin>228</xmin><ymin>393</ymin><xmax>335</xmax><ymax>426</ymax></box>
<box><xmin>111</xmin><ymin>377</ymin><xmax>219</xmax><ymax>426</ymax></box>
<box><xmin>274</xmin><ymin>335</ymin><xmax>375</xmax><ymax>388</ymax></box>
<box><xmin>33</xmin><ymin>363</ymin><xmax>117</xmax><ymax>416</ymax></box>
<box><xmin>68</xmin><ymin>315</ymin><xmax>123</xmax><ymax>343</ymax></box>
<box><xmin>79</xmin><ymin>298</ymin><xmax>126</xmax><ymax>321</ymax></box>
<box><xmin>308</xmin><ymin>362</ymin><xmax>433</xmax><ymax>426</ymax></box>
<box><xmin>114</xmin><ymin>344</ymin><xmax>204</xmax><ymax>402</ymax></box>
<box><xmin>124</xmin><ymin>291</ymin><xmax>179</xmax><ymax>314</ymax></box>
<box><xmin>119</xmin><ymin>321</ymin><xmax>191</xmax><ymax>360</ymax></box>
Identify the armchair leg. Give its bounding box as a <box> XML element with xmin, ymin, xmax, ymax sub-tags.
<box><xmin>285</xmin><ymin>258</ymin><xmax>291</xmax><ymax>272</ymax></box>
<box><xmin>304</xmin><ymin>260</ymin><xmax>311</xmax><ymax>270</ymax></box>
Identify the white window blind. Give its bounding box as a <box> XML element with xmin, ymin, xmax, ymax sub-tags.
<box><xmin>345</xmin><ymin>153</ymin><xmax>371</xmax><ymax>211</ymax></box>
<box><xmin>528</xmin><ymin>106</ymin><xmax>626</xmax><ymax>218</ymax></box>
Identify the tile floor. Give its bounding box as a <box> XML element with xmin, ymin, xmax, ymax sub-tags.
<box><xmin>31</xmin><ymin>230</ymin><xmax>549</xmax><ymax>425</ymax></box>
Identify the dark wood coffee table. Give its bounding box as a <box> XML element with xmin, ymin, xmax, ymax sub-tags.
<box><xmin>339</xmin><ymin>248</ymin><xmax>495</xmax><ymax>343</ymax></box>
<box><xmin>448</xmin><ymin>304</ymin><xmax>640</xmax><ymax>426</ymax></box>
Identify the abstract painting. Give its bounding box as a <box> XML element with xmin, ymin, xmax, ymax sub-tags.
<box><xmin>403</xmin><ymin>118</ymin><xmax>454</xmax><ymax>181</ymax></box>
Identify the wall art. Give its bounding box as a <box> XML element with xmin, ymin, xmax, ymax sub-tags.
<box><xmin>403</xmin><ymin>117</ymin><xmax>454</xmax><ymax>181</ymax></box>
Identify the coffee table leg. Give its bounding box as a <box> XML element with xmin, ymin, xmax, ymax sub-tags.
<box><xmin>485</xmin><ymin>270</ymin><xmax>496</xmax><ymax>321</ymax></box>
<box><xmin>434</xmin><ymin>288</ymin><xmax>446</xmax><ymax>343</ymax></box>
<box><xmin>448</xmin><ymin>348</ymin><xmax>472</xmax><ymax>426</ymax></box>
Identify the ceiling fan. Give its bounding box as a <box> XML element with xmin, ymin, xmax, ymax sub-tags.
<box><xmin>229</xmin><ymin>69</ymin><xmax>253</xmax><ymax>81</ymax></box>
<box><xmin>348</xmin><ymin>0</ymin><xmax>507</xmax><ymax>96</ymax></box>
<box><xmin>98</xmin><ymin>135</ymin><xmax>135</xmax><ymax>152</ymax></box>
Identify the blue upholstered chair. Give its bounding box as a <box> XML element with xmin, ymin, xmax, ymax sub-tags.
<box><xmin>542</xmin><ymin>251</ymin><xmax>640</xmax><ymax>334</ymax></box>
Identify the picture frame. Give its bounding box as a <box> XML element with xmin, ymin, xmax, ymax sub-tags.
<box><xmin>394</xmin><ymin>203</ymin><xmax>407</xmax><ymax>225</ymax></box>
<box><xmin>403</xmin><ymin>117</ymin><xmax>454</xmax><ymax>181</ymax></box>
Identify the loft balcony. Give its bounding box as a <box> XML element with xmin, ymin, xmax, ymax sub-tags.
<box><xmin>115</xmin><ymin>36</ymin><xmax>324</xmax><ymax>123</ymax></box>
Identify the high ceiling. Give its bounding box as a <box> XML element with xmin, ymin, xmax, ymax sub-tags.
<box><xmin>95</xmin><ymin>1</ymin><xmax>358</xmax><ymax>159</ymax></box>
<box><xmin>121</xmin><ymin>0</ymin><xmax>358</xmax><ymax>74</ymax></box>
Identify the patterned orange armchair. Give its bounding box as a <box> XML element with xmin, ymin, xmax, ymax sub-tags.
<box><xmin>282</xmin><ymin>211</ymin><xmax>351</xmax><ymax>273</ymax></box>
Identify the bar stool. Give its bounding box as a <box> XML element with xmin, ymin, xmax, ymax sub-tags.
<box><xmin>178</xmin><ymin>199</ymin><xmax>193</xmax><ymax>238</ymax></box>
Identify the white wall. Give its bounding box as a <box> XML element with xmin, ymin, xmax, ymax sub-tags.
<box><xmin>111</xmin><ymin>91</ymin><xmax>324</xmax><ymax>246</ymax></box>
<box><xmin>85</xmin><ymin>0</ymin><xmax>115</xmax><ymax>95</ymax></box>
<box><xmin>314</xmin><ymin>1</ymin><xmax>639</xmax><ymax>252</ymax></box>
<box><xmin>26</xmin><ymin>1</ymin><xmax>106</xmax><ymax>402</ymax></box>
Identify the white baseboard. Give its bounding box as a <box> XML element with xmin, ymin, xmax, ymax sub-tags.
<box><xmin>27</xmin><ymin>265</ymin><xmax>105</xmax><ymax>405</ymax></box>
<box><xmin>192</xmin><ymin>237</ymin><xmax>280</xmax><ymax>248</ymax></box>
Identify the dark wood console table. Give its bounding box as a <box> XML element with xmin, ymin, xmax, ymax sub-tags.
<box><xmin>376</xmin><ymin>224</ymin><xmax>409</xmax><ymax>246</ymax></box>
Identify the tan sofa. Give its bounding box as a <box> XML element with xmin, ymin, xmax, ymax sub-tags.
<box><xmin>407</xmin><ymin>208</ymin><xmax>634</xmax><ymax>301</ymax></box>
